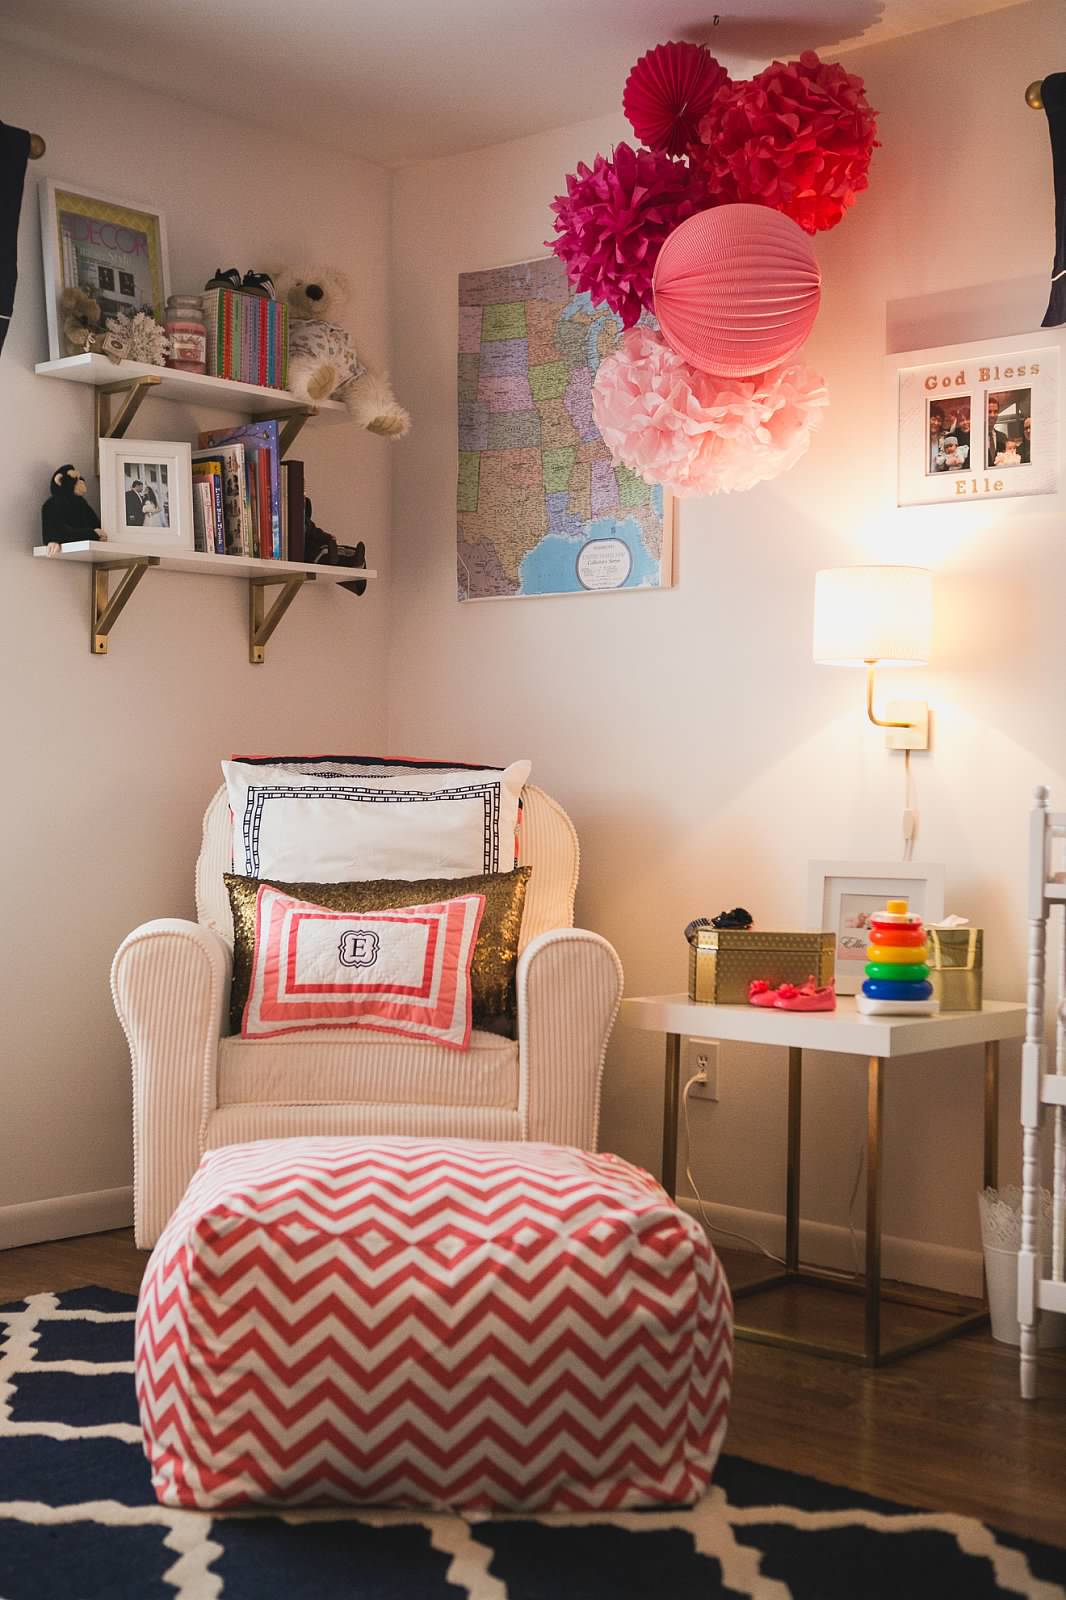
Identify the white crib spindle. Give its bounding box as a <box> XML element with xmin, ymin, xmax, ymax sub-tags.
<box><xmin>1049</xmin><ymin>915</ymin><xmax>1056</xmax><ymax>1286</ymax></box>
<box><xmin>1020</xmin><ymin>786</ymin><xmax>1050</xmax><ymax>1398</ymax></box>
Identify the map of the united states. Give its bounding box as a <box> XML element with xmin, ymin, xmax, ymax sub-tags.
<box><xmin>457</xmin><ymin>256</ymin><xmax>671</xmax><ymax>600</ymax></box>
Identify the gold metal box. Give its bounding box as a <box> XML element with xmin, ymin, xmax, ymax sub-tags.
<box><xmin>928</xmin><ymin>928</ymin><xmax>983</xmax><ymax>1012</ymax></box>
<box><xmin>688</xmin><ymin>929</ymin><xmax>836</xmax><ymax>1004</ymax></box>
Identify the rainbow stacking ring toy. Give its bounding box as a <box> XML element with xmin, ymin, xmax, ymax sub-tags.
<box><xmin>854</xmin><ymin>899</ymin><xmax>940</xmax><ymax>1016</ymax></box>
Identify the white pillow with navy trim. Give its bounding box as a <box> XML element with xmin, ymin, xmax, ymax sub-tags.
<box><xmin>221</xmin><ymin>758</ymin><xmax>531</xmax><ymax>884</ymax></box>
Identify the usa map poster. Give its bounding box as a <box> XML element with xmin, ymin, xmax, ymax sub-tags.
<box><xmin>457</xmin><ymin>256</ymin><xmax>673</xmax><ymax>601</ymax></box>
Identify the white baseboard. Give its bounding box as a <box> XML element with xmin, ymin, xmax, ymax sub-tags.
<box><xmin>0</xmin><ymin>1186</ymin><xmax>134</xmax><ymax>1251</ymax></box>
<box><xmin>676</xmin><ymin>1194</ymin><xmax>983</xmax><ymax>1298</ymax></box>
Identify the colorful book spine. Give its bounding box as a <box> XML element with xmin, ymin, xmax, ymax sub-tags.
<box><xmin>191</xmin><ymin>458</ymin><xmax>226</xmax><ymax>555</ymax></box>
<box><xmin>201</xmin><ymin>289</ymin><xmax>289</xmax><ymax>390</ymax></box>
<box><xmin>281</xmin><ymin>460</ymin><xmax>305</xmax><ymax>562</ymax></box>
<box><xmin>191</xmin><ymin>478</ymin><xmax>212</xmax><ymax>554</ymax></box>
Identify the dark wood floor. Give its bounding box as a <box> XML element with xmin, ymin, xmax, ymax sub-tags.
<box><xmin>2</xmin><ymin>1231</ymin><xmax>1065</xmax><ymax>1548</ymax></box>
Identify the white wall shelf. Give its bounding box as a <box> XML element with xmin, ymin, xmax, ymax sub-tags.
<box><xmin>35</xmin><ymin>354</ymin><xmax>346</xmax><ymax>419</ymax></box>
<box><xmin>35</xmin><ymin>356</ymin><xmax>367</xmax><ymax>663</ymax></box>
<box><xmin>34</xmin><ymin>542</ymin><xmax>376</xmax><ymax>664</ymax></box>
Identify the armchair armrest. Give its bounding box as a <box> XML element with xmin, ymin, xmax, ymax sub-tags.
<box><xmin>516</xmin><ymin>929</ymin><xmax>623</xmax><ymax>1150</ymax></box>
<box><xmin>111</xmin><ymin>919</ymin><xmax>231</xmax><ymax>1247</ymax></box>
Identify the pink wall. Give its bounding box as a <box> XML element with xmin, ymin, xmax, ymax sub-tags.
<box><xmin>387</xmin><ymin>1</ymin><xmax>1064</xmax><ymax>1286</ymax></box>
<box><xmin>0</xmin><ymin>47</ymin><xmax>394</xmax><ymax>1239</ymax></box>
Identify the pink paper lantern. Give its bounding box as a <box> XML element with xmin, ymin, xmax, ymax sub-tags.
<box><xmin>652</xmin><ymin>204</ymin><xmax>821</xmax><ymax>377</ymax></box>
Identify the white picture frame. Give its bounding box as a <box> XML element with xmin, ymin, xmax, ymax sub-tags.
<box><xmin>98</xmin><ymin>439</ymin><xmax>193</xmax><ymax>550</ymax></box>
<box><xmin>890</xmin><ymin>328</ymin><xmax>1063</xmax><ymax>509</ymax></box>
<box><xmin>39</xmin><ymin>177</ymin><xmax>170</xmax><ymax>363</ymax></box>
<box><xmin>807</xmin><ymin>860</ymin><xmax>946</xmax><ymax>994</ymax></box>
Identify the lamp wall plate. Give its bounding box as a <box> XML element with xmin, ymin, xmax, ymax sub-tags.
<box><xmin>884</xmin><ymin>700</ymin><xmax>930</xmax><ymax>752</ymax></box>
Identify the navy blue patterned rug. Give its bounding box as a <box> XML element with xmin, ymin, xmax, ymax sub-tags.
<box><xmin>1</xmin><ymin>1288</ymin><xmax>1063</xmax><ymax>1599</ymax></box>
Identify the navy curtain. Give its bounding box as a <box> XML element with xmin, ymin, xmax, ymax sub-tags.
<box><xmin>1042</xmin><ymin>73</ymin><xmax>1066</xmax><ymax>329</ymax></box>
<box><xmin>0</xmin><ymin>121</ymin><xmax>32</xmax><ymax>357</ymax></box>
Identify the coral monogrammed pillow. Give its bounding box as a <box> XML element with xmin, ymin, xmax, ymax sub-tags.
<box><xmin>243</xmin><ymin>886</ymin><xmax>485</xmax><ymax>1048</ymax></box>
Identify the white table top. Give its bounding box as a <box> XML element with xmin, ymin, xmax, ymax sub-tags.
<box><xmin>620</xmin><ymin>994</ymin><xmax>1026</xmax><ymax>1058</ymax></box>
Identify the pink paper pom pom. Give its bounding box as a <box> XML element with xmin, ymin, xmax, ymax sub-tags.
<box><xmin>623</xmin><ymin>41</ymin><xmax>730</xmax><ymax>158</ymax></box>
<box><xmin>592</xmin><ymin>326</ymin><xmax>828</xmax><ymax>496</ymax></box>
<box><xmin>691</xmin><ymin>50</ymin><xmax>879</xmax><ymax>234</ymax></box>
<box><xmin>547</xmin><ymin>143</ymin><xmax>710</xmax><ymax>327</ymax></box>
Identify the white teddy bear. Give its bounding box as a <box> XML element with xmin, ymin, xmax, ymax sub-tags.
<box><xmin>271</xmin><ymin>266</ymin><xmax>410</xmax><ymax>438</ymax></box>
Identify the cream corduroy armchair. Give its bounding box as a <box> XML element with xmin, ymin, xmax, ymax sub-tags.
<box><xmin>112</xmin><ymin>783</ymin><xmax>624</xmax><ymax>1246</ymax></box>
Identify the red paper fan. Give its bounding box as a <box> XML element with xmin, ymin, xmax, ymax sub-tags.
<box><xmin>623</xmin><ymin>41</ymin><xmax>730</xmax><ymax>158</ymax></box>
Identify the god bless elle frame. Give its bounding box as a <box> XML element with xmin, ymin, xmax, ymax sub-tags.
<box><xmin>892</xmin><ymin>328</ymin><xmax>1063</xmax><ymax>509</ymax></box>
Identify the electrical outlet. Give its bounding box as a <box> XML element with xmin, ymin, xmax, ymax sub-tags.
<box><xmin>683</xmin><ymin>1037</ymin><xmax>719</xmax><ymax>1101</ymax></box>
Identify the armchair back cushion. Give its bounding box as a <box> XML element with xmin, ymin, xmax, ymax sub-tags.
<box><xmin>197</xmin><ymin>781</ymin><xmax>578</xmax><ymax>951</ymax></box>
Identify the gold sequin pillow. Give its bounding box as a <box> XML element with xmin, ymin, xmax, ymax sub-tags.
<box><xmin>224</xmin><ymin>867</ymin><xmax>531</xmax><ymax>1039</ymax></box>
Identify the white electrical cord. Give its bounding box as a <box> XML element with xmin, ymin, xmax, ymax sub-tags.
<box><xmin>681</xmin><ymin>1072</ymin><xmax>786</xmax><ymax>1265</ymax></box>
<box><xmin>902</xmin><ymin>748</ymin><xmax>917</xmax><ymax>861</ymax></box>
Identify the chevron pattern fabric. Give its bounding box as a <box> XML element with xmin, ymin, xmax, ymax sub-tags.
<box><xmin>136</xmin><ymin>1137</ymin><xmax>733</xmax><ymax>1512</ymax></box>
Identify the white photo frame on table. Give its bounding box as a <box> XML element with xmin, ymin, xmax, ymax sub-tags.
<box><xmin>98</xmin><ymin>439</ymin><xmax>193</xmax><ymax>550</ymax></box>
<box><xmin>807</xmin><ymin>860</ymin><xmax>946</xmax><ymax>994</ymax></box>
<box><xmin>890</xmin><ymin>328</ymin><xmax>1063</xmax><ymax>510</ymax></box>
<box><xmin>38</xmin><ymin>177</ymin><xmax>170</xmax><ymax>362</ymax></box>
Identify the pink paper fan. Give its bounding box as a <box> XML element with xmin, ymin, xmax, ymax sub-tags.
<box><xmin>652</xmin><ymin>204</ymin><xmax>821</xmax><ymax>376</ymax></box>
<box><xmin>623</xmin><ymin>41</ymin><xmax>730</xmax><ymax>158</ymax></box>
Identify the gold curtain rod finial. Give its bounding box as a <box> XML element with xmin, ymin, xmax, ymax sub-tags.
<box><xmin>28</xmin><ymin>132</ymin><xmax>46</xmax><ymax>158</ymax></box>
<box><xmin>1026</xmin><ymin>79</ymin><xmax>1045</xmax><ymax>110</ymax></box>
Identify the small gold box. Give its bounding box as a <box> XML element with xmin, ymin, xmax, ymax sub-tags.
<box><xmin>928</xmin><ymin>928</ymin><xmax>983</xmax><ymax>1012</ymax></box>
<box><xmin>688</xmin><ymin>929</ymin><xmax>836</xmax><ymax>1004</ymax></box>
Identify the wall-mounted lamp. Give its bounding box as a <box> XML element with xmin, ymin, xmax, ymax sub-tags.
<box><xmin>812</xmin><ymin>566</ymin><xmax>933</xmax><ymax>751</ymax></box>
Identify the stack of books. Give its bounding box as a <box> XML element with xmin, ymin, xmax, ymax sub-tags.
<box><xmin>202</xmin><ymin>288</ymin><xmax>289</xmax><ymax>390</ymax></box>
<box><xmin>191</xmin><ymin>422</ymin><xmax>305</xmax><ymax>561</ymax></box>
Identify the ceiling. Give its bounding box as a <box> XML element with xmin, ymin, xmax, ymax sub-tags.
<box><xmin>0</xmin><ymin>0</ymin><xmax>1032</xmax><ymax>167</ymax></box>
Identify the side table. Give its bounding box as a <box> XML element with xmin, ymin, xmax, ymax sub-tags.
<box><xmin>620</xmin><ymin>994</ymin><xmax>1026</xmax><ymax>1365</ymax></box>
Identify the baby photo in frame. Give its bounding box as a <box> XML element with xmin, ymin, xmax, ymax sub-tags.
<box><xmin>895</xmin><ymin>330</ymin><xmax>1060</xmax><ymax>508</ymax></box>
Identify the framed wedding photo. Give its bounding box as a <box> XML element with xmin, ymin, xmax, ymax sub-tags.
<box><xmin>39</xmin><ymin>178</ymin><xmax>170</xmax><ymax>362</ymax></box>
<box><xmin>807</xmin><ymin>860</ymin><xmax>946</xmax><ymax>994</ymax></box>
<box><xmin>98</xmin><ymin>440</ymin><xmax>193</xmax><ymax>550</ymax></box>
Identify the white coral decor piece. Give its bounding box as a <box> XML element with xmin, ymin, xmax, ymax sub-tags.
<box><xmin>105</xmin><ymin>311</ymin><xmax>170</xmax><ymax>366</ymax></box>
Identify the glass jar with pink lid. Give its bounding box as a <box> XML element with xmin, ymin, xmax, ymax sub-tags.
<box><xmin>164</xmin><ymin>295</ymin><xmax>207</xmax><ymax>374</ymax></box>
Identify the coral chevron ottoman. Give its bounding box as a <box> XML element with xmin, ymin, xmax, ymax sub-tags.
<box><xmin>136</xmin><ymin>1136</ymin><xmax>733</xmax><ymax>1511</ymax></box>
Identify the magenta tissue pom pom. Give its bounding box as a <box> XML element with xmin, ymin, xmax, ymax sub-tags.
<box><xmin>592</xmin><ymin>326</ymin><xmax>829</xmax><ymax>496</ymax></box>
<box><xmin>548</xmin><ymin>142</ymin><xmax>709</xmax><ymax>327</ymax></box>
<box><xmin>691</xmin><ymin>50</ymin><xmax>879</xmax><ymax>233</ymax></box>
<box><xmin>623</xmin><ymin>41</ymin><xmax>730</xmax><ymax>158</ymax></box>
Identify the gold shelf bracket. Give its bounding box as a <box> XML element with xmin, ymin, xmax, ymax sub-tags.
<box><xmin>249</xmin><ymin>572</ymin><xmax>314</xmax><ymax>664</ymax></box>
<box><xmin>91</xmin><ymin>557</ymin><xmax>158</xmax><ymax>655</ymax></box>
<box><xmin>257</xmin><ymin>405</ymin><xmax>318</xmax><ymax>458</ymax></box>
<box><xmin>93</xmin><ymin>376</ymin><xmax>162</xmax><ymax>472</ymax></box>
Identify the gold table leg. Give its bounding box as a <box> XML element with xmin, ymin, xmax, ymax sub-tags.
<box><xmin>786</xmin><ymin>1047</ymin><xmax>802</xmax><ymax>1271</ymax></box>
<box><xmin>865</xmin><ymin>1055</ymin><xmax>884</xmax><ymax>1364</ymax></box>
<box><xmin>984</xmin><ymin>1040</ymin><xmax>1000</xmax><ymax>1190</ymax></box>
<box><xmin>662</xmin><ymin>1033</ymin><xmax>681</xmax><ymax>1199</ymax></box>
<box><xmin>733</xmin><ymin>1040</ymin><xmax>997</xmax><ymax>1365</ymax></box>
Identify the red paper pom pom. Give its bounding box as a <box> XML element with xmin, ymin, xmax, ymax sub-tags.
<box><xmin>691</xmin><ymin>50</ymin><xmax>879</xmax><ymax>233</ymax></box>
<box><xmin>547</xmin><ymin>142</ymin><xmax>710</xmax><ymax>326</ymax></box>
<box><xmin>623</xmin><ymin>41</ymin><xmax>730</xmax><ymax>158</ymax></box>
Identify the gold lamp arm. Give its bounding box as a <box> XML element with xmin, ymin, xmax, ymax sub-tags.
<box><xmin>865</xmin><ymin>662</ymin><xmax>915</xmax><ymax>729</ymax></box>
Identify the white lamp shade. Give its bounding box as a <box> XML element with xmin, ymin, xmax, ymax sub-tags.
<box><xmin>813</xmin><ymin>566</ymin><xmax>933</xmax><ymax>667</ymax></box>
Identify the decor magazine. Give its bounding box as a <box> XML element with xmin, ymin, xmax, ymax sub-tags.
<box><xmin>895</xmin><ymin>330</ymin><xmax>1061</xmax><ymax>507</ymax></box>
<box><xmin>38</xmin><ymin>178</ymin><xmax>170</xmax><ymax>363</ymax></box>
<box><xmin>807</xmin><ymin>860</ymin><xmax>946</xmax><ymax>994</ymax></box>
